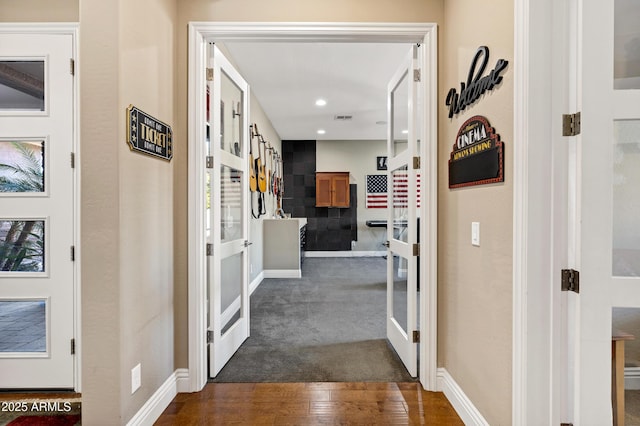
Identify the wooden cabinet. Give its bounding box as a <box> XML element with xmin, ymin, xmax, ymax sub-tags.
<box><xmin>316</xmin><ymin>172</ymin><xmax>350</xmax><ymax>208</ymax></box>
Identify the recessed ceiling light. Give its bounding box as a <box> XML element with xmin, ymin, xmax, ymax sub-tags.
<box><xmin>317</xmin><ymin>129</ymin><xmax>326</xmax><ymax>135</ymax></box>
<box><xmin>402</xmin><ymin>129</ymin><xmax>409</xmax><ymax>134</ymax></box>
<box><xmin>315</xmin><ymin>99</ymin><xmax>327</xmax><ymax>107</ymax></box>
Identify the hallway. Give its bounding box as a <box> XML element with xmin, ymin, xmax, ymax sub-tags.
<box><xmin>155</xmin><ymin>382</ymin><xmax>463</xmax><ymax>425</ymax></box>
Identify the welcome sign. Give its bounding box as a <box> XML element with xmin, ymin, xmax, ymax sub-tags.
<box><xmin>449</xmin><ymin>115</ymin><xmax>504</xmax><ymax>189</ymax></box>
<box><xmin>126</xmin><ymin>105</ymin><xmax>173</xmax><ymax>161</ymax></box>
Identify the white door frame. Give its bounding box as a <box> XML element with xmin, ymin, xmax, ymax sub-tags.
<box><xmin>514</xmin><ymin>0</ymin><xmax>580</xmax><ymax>424</ymax></box>
<box><xmin>187</xmin><ymin>22</ymin><xmax>438</xmax><ymax>392</ymax></box>
<box><xmin>0</xmin><ymin>23</ymin><xmax>81</xmax><ymax>391</ymax></box>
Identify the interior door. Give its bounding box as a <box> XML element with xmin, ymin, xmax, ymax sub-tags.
<box><xmin>386</xmin><ymin>46</ymin><xmax>419</xmax><ymax>377</ymax></box>
<box><xmin>0</xmin><ymin>32</ymin><xmax>75</xmax><ymax>388</ymax></box>
<box><xmin>572</xmin><ymin>0</ymin><xmax>640</xmax><ymax>423</ymax></box>
<box><xmin>207</xmin><ymin>45</ymin><xmax>250</xmax><ymax>377</ymax></box>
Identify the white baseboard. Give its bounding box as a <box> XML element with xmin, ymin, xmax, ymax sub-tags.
<box><xmin>250</xmin><ymin>271</ymin><xmax>264</xmax><ymax>295</ymax></box>
<box><xmin>437</xmin><ymin>368</ymin><xmax>489</xmax><ymax>426</ymax></box>
<box><xmin>304</xmin><ymin>250</ymin><xmax>386</xmax><ymax>258</ymax></box>
<box><xmin>263</xmin><ymin>269</ymin><xmax>301</xmax><ymax>278</ymax></box>
<box><xmin>127</xmin><ymin>368</ymin><xmax>187</xmax><ymax>426</ymax></box>
<box><xmin>175</xmin><ymin>368</ymin><xmax>190</xmax><ymax>393</ymax></box>
<box><xmin>626</xmin><ymin>366</ymin><xmax>640</xmax><ymax>390</ymax></box>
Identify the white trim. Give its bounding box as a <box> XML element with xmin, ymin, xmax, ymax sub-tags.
<box><xmin>188</xmin><ymin>21</ymin><xmax>438</xmax><ymax>393</ymax></box>
<box><xmin>304</xmin><ymin>250</ymin><xmax>386</xmax><ymax>258</ymax></box>
<box><xmin>0</xmin><ymin>22</ymin><xmax>80</xmax><ymax>34</ymax></box>
<box><xmin>263</xmin><ymin>269</ymin><xmax>301</xmax><ymax>279</ymax></box>
<box><xmin>437</xmin><ymin>368</ymin><xmax>489</xmax><ymax>426</ymax></box>
<box><xmin>126</xmin><ymin>369</ymin><xmax>187</xmax><ymax>426</ymax></box>
<box><xmin>625</xmin><ymin>367</ymin><xmax>640</xmax><ymax>390</ymax></box>
<box><xmin>250</xmin><ymin>271</ymin><xmax>264</xmax><ymax>295</ymax></box>
<box><xmin>175</xmin><ymin>368</ymin><xmax>190</xmax><ymax>393</ymax></box>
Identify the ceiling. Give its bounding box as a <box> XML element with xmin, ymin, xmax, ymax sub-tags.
<box><xmin>222</xmin><ymin>42</ymin><xmax>413</xmax><ymax>141</ymax></box>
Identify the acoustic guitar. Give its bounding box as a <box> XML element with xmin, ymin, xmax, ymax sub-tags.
<box><xmin>248</xmin><ymin>124</ymin><xmax>257</xmax><ymax>192</ymax></box>
<box><xmin>255</xmin><ymin>127</ymin><xmax>267</xmax><ymax>193</ymax></box>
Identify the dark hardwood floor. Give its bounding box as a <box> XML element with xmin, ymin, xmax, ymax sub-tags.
<box><xmin>154</xmin><ymin>382</ymin><xmax>463</xmax><ymax>425</ymax></box>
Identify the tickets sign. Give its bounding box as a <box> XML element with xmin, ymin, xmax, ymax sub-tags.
<box><xmin>126</xmin><ymin>105</ymin><xmax>173</xmax><ymax>161</ymax></box>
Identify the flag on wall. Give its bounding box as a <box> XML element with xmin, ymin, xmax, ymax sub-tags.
<box><xmin>366</xmin><ymin>173</ymin><xmax>421</xmax><ymax>209</ymax></box>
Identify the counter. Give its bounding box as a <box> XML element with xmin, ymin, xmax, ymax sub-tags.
<box><xmin>263</xmin><ymin>218</ymin><xmax>307</xmax><ymax>278</ymax></box>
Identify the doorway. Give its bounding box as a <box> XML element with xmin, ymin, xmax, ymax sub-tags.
<box><xmin>187</xmin><ymin>22</ymin><xmax>437</xmax><ymax>393</ymax></box>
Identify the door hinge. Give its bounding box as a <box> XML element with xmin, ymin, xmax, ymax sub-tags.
<box><xmin>206</xmin><ymin>330</ymin><xmax>214</xmax><ymax>344</ymax></box>
<box><xmin>206</xmin><ymin>68</ymin><xmax>213</xmax><ymax>81</ymax></box>
<box><xmin>206</xmin><ymin>156</ymin><xmax>213</xmax><ymax>169</ymax></box>
<box><xmin>71</xmin><ymin>152</ymin><xmax>75</xmax><ymax>169</ymax></box>
<box><xmin>561</xmin><ymin>269</ymin><xmax>580</xmax><ymax>293</ymax></box>
<box><xmin>413</xmin><ymin>68</ymin><xmax>421</xmax><ymax>82</ymax></box>
<box><xmin>70</xmin><ymin>58</ymin><xmax>75</xmax><ymax>76</ymax></box>
<box><xmin>70</xmin><ymin>246</ymin><xmax>75</xmax><ymax>261</ymax></box>
<box><xmin>561</xmin><ymin>423</ymin><xmax>573</xmax><ymax>426</ymax></box>
<box><xmin>562</xmin><ymin>112</ymin><xmax>581</xmax><ymax>136</ymax></box>
<box><xmin>413</xmin><ymin>156</ymin><xmax>420</xmax><ymax>169</ymax></box>
<box><xmin>70</xmin><ymin>338</ymin><xmax>76</xmax><ymax>355</ymax></box>
<box><xmin>412</xmin><ymin>243</ymin><xmax>420</xmax><ymax>257</ymax></box>
<box><xmin>206</xmin><ymin>243</ymin><xmax>213</xmax><ymax>256</ymax></box>
<box><xmin>412</xmin><ymin>330</ymin><xmax>420</xmax><ymax>343</ymax></box>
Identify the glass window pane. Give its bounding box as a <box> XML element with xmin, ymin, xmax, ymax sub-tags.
<box><xmin>221</xmin><ymin>166</ymin><xmax>243</xmax><ymax>243</ymax></box>
<box><xmin>0</xmin><ymin>141</ymin><xmax>45</xmax><ymax>193</ymax></box>
<box><xmin>391</xmin><ymin>70</ymin><xmax>409</xmax><ymax>156</ymax></box>
<box><xmin>391</xmin><ymin>254</ymin><xmax>408</xmax><ymax>333</ymax></box>
<box><xmin>614</xmin><ymin>0</ymin><xmax>640</xmax><ymax>89</ymax></box>
<box><xmin>0</xmin><ymin>300</ymin><xmax>46</xmax><ymax>353</ymax></box>
<box><xmin>0</xmin><ymin>61</ymin><xmax>45</xmax><ymax>111</ymax></box>
<box><xmin>221</xmin><ymin>253</ymin><xmax>242</xmax><ymax>335</ymax></box>
<box><xmin>220</xmin><ymin>70</ymin><xmax>243</xmax><ymax>158</ymax></box>
<box><xmin>612</xmin><ymin>120</ymin><xmax>640</xmax><ymax>276</ymax></box>
<box><xmin>392</xmin><ymin>166</ymin><xmax>409</xmax><ymax>243</ymax></box>
<box><xmin>0</xmin><ymin>220</ymin><xmax>45</xmax><ymax>272</ymax></box>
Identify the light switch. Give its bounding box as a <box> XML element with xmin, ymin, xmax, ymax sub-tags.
<box><xmin>471</xmin><ymin>222</ymin><xmax>480</xmax><ymax>246</ymax></box>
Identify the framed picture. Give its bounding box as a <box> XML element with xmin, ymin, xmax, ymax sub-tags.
<box><xmin>376</xmin><ymin>156</ymin><xmax>387</xmax><ymax>170</ymax></box>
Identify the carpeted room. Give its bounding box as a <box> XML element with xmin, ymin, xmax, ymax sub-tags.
<box><xmin>212</xmin><ymin>257</ymin><xmax>414</xmax><ymax>383</ymax></box>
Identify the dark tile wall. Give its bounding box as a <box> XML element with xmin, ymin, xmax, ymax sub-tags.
<box><xmin>282</xmin><ymin>140</ymin><xmax>358</xmax><ymax>251</ymax></box>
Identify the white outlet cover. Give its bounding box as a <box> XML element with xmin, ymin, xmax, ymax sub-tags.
<box><xmin>471</xmin><ymin>222</ymin><xmax>480</xmax><ymax>246</ymax></box>
<box><xmin>131</xmin><ymin>363</ymin><xmax>141</xmax><ymax>394</ymax></box>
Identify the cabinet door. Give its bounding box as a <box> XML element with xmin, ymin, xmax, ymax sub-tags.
<box><xmin>332</xmin><ymin>173</ymin><xmax>350</xmax><ymax>207</ymax></box>
<box><xmin>315</xmin><ymin>173</ymin><xmax>332</xmax><ymax>207</ymax></box>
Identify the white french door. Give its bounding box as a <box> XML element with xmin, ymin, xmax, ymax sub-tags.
<box><xmin>207</xmin><ymin>45</ymin><xmax>250</xmax><ymax>377</ymax></box>
<box><xmin>386</xmin><ymin>46</ymin><xmax>419</xmax><ymax>377</ymax></box>
<box><xmin>571</xmin><ymin>0</ymin><xmax>640</xmax><ymax>423</ymax></box>
<box><xmin>0</xmin><ymin>31</ymin><xmax>75</xmax><ymax>388</ymax></box>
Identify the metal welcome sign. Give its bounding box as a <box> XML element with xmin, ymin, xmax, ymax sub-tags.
<box><xmin>449</xmin><ymin>115</ymin><xmax>504</xmax><ymax>188</ymax></box>
<box><xmin>126</xmin><ymin>105</ymin><xmax>173</xmax><ymax>161</ymax></box>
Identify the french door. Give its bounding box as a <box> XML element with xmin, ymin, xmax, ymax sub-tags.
<box><xmin>206</xmin><ymin>45</ymin><xmax>250</xmax><ymax>377</ymax></box>
<box><xmin>386</xmin><ymin>45</ymin><xmax>419</xmax><ymax>377</ymax></box>
<box><xmin>570</xmin><ymin>0</ymin><xmax>640</xmax><ymax>423</ymax></box>
<box><xmin>0</xmin><ymin>31</ymin><xmax>76</xmax><ymax>388</ymax></box>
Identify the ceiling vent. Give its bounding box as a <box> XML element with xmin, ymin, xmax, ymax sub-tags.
<box><xmin>333</xmin><ymin>114</ymin><xmax>353</xmax><ymax>121</ymax></box>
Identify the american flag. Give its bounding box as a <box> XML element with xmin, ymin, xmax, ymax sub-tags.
<box><xmin>366</xmin><ymin>173</ymin><xmax>421</xmax><ymax>209</ymax></box>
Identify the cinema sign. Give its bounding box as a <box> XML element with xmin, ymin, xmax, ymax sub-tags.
<box><xmin>126</xmin><ymin>105</ymin><xmax>173</xmax><ymax>161</ymax></box>
<box><xmin>449</xmin><ymin>115</ymin><xmax>504</xmax><ymax>189</ymax></box>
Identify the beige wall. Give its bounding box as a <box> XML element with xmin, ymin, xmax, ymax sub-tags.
<box><xmin>438</xmin><ymin>0</ymin><xmax>514</xmax><ymax>424</ymax></box>
<box><xmin>0</xmin><ymin>0</ymin><xmax>78</xmax><ymax>22</ymax></box>
<box><xmin>316</xmin><ymin>139</ymin><xmax>388</xmax><ymax>252</ymax></box>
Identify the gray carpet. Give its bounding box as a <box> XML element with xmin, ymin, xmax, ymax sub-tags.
<box><xmin>212</xmin><ymin>257</ymin><xmax>415</xmax><ymax>382</ymax></box>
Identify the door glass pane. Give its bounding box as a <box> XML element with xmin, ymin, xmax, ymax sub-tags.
<box><xmin>391</xmin><ymin>254</ymin><xmax>408</xmax><ymax>333</ymax></box>
<box><xmin>392</xmin><ymin>166</ymin><xmax>409</xmax><ymax>243</ymax></box>
<box><xmin>612</xmin><ymin>120</ymin><xmax>640</xmax><ymax>276</ymax></box>
<box><xmin>0</xmin><ymin>60</ymin><xmax>45</xmax><ymax>111</ymax></box>
<box><xmin>0</xmin><ymin>141</ymin><xmax>45</xmax><ymax>193</ymax></box>
<box><xmin>612</xmin><ymin>307</ymin><xmax>640</xmax><ymax>422</ymax></box>
<box><xmin>221</xmin><ymin>165</ymin><xmax>243</xmax><ymax>243</ymax></box>
<box><xmin>221</xmin><ymin>253</ymin><xmax>242</xmax><ymax>335</ymax></box>
<box><xmin>614</xmin><ymin>0</ymin><xmax>640</xmax><ymax>89</ymax></box>
<box><xmin>220</xmin><ymin>70</ymin><xmax>243</xmax><ymax>158</ymax></box>
<box><xmin>391</xmin><ymin>70</ymin><xmax>409</xmax><ymax>156</ymax></box>
<box><xmin>0</xmin><ymin>300</ymin><xmax>46</xmax><ymax>353</ymax></box>
<box><xmin>0</xmin><ymin>220</ymin><xmax>45</xmax><ymax>273</ymax></box>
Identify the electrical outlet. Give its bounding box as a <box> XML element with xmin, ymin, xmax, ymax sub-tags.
<box><xmin>471</xmin><ymin>222</ymin><xmax>480</xmax><ymax>247</ymax></box>
<box><xmin>131</xmin><ymin>363</ymin><xmax>141</xmax><ymax>394</ymax></box>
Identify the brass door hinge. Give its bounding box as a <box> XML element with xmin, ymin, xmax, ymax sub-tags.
<box><xmin>562</xmin><ymin>112</ymin><xmax>581</xmax><ymax>136</ymax></box>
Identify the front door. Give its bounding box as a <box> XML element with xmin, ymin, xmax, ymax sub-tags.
<box><xmin>572</xmin><ymin>0</ymin><xmax>640</xmax><ymax>423</ymax></box>
<box><xmin>207</xmin><ymin>45</ymin><xmax>250</xmax><ymax>377</ymax></box>
<box><xmin>386</xmin><ymin>46</ymin><xmax>419</xmax><ymax>377</ymax></box>
<box><xmin>0</xmin><ymin>31</ymin><xmax>76</xmax><ymax>388</ymax></box>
